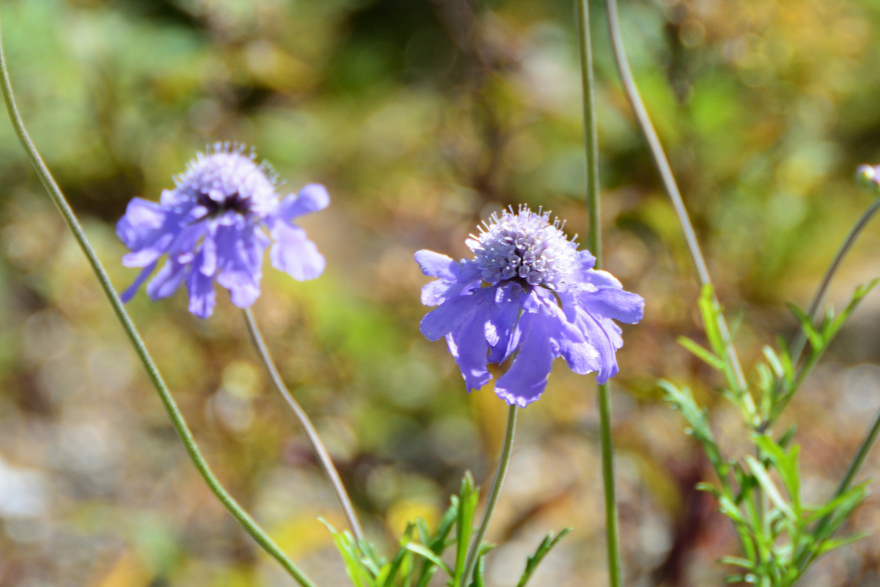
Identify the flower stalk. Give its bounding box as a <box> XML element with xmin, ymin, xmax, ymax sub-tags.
<box><xmin>576</xmin><ymin>0</ymin><xmax>622</xmax><ymax>584</ymax></box>
<box><xmin>462</xmin><ymin>404</ymin><xmax>518</xmax><ymax>584</ymax></box>
<box><xmin>603</xmin><ymin>0</ymin><xmax>754</xmax><ymax>417</ymax></box>
<box><xmin>243</xmin><ymin>307</ymin><xmax>365</xmax><ymax>543</ymax></box>
<box><xmin>0</xmin><ymin>13</ymin><xmax>315</xmax><ymax>586</ymax></box>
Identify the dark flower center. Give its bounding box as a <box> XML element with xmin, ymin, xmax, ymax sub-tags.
<box><xmin>196</xmin><ymin>190</ymin><xmax>252</xmax><ymax>218</ymax></box>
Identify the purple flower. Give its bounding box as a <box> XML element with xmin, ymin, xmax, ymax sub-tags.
<box><xmin>416</xmin><ymin>206</ymin><xmax>644</xmax><ymax>407</ymax></box>
<box><xmin>117</xmin><ymin>143</ymin><xmax>328</xmax><ymax>318</ymax></box>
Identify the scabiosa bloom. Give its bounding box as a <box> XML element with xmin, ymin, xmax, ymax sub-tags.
<box><xmin>117</xmin><ymin>143</ymin><xmax>327</xmax><ymax>318</ymax></box>
<box><xmin>416</xmin><ymin>206</ymin><xmax>644</xmax><ymax>407</ymax></box>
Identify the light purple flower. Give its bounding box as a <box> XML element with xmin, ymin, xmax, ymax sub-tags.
<box><xmin>117</xmin><ymin>143</ymin><xmax>328</xmax><ymax>318</ymax></box>
<box><xmin>417</xmin><ymin>206</ymin><xmax>644</xmax><ymax>407</ymax></box>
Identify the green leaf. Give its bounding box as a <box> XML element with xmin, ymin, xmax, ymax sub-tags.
<box><xmin>745</xmin><ymin>455</ymin><xmax>796</xmax><ymax>521</ymax></box>
<box><xmin>718</xmin><ymin>495</ymin><xmax>748</xmax><ymax>526</ymax></box>
<box><xmin>515</xmin><ymin>528</ymin><xmax>573</xmax><ymax>587</ymax></box>
<box><xmin>660</xmin><ymin>380</ymin><xmax>726</xmax><ymax>475</ymax></box>
<box><xmin>720</xmin><ymin>556</ymin><xmax>755</xmax><ymax>571</ymax></box>
<box><xmin>815</xmin><ymin>532</ymin><xmax>871</xmax><ymax>557</ymax></box>
<box><xmin>452</xmin><ymin>472</ymin><xmax>479</xmax><ymax>586</ymax></box>
<box><xmin>762</xmin><ymin>346</ymin><xmax>785</xmax><ymax>379</ymax></box>
<box><xmin>825</xmin><ymin>279</ymin><xmax>880</xmax><ymax>341</ymax></box>
<box><xmin>752</xmin><ymin>434</ymin><xmax>801</xmax><ymax>515</ymax></box>
<box><xmin>678</xmin><ymin>336</ymin><xmax>726</xmax><ymax>370</ymax></box>
<box><xmin>787</xmin><ymin>303</ymin><xmax>823</xmax><ymax>353</ymax></box>
<box><xmin>698</xmin><ymin>284</ymin><xmax>726</xmax><ymax>357</ymax></box>
<box><xmin>404</xmin><ymin>543</ymin><xmax>453</xmax><ymax>577</ymax></box>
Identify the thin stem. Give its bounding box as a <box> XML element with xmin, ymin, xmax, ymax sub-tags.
<box><xmin>462</xmin><ymin>405</ymin><xmax>518</xmax><ymax>584</ymax></box>
<box><xmin>603</xmin><ymin>0</ymin><xmax>751</xmax><ymax>408</ymax></box>
<box><xmin>789</xmin><ymin>197</ymin><xmax>880</xmax><ymax>367</ymax></box>
<box><xmin>0</xmin><ymin>17</ymin><xmax>315</xmax><ymax>586</ymax></box>
<box><xmin>797</xmin><ymin>402</ymin><xmax>880</xmax><ymax>571</ymax></box>
<box><xmin>578</xmin><ymin>0</ymin><xmax>601</xmax><ymax>262</ymax></box>
<box><xmin>576</xmin><ymin>0</ymin><xmax>621</xmax><ymax>585</ymax></box>
<box><xmin>242</xmin><ymin>308</ymin><xmax>365</xmax><ymax>543</ymax></box>
<box><xmin>597</xmin><ymin>382</ymin><xmax>622</xmax><ymax>586</ymax></box>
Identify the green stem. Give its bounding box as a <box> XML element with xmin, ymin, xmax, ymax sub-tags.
<box><xmin>798</xmin><ymin>402</ymin><xmax>880</xmax><ymax>571</ymax></box>
<box><xmin>597</xmin><ymin>383</ymin><xmax>622</xmax><ymax>586</ymax></box>
<box><xmin>577</xmin><ymin>1</ymin><xmax>621</xmax><ymax>584</ymax></box>
<box><xmin>461</xmin><ymin>405</ymin><xmax>518</xmax><ymax>585</ymax></box>
<box><xmin>242</xmin><ymin>308</ymin><xmax>365</xmax><ymax>543</ymax></box>
<box><xmin>577</xmin><ymin>0</ymin><xmax>601</xmax><ymax>263</ymax></box>
<box><xmin>603</xmin><ymin>0</ymin><xmax>752</xmax><ymax>413</ymax></box>
<box><xmin>789</xmin><ymin>197</ymin><xmax>880</xmax><ymax>367</ymax></box>
<box><xmin>0</xmin><ymin>17</ymin><xmax>315</xmax><ymax>586</ymax></box>
<box><xmin>766</xmin><ymin>198</ymin><xmax>880</xmax><ymax>426</ymax></box>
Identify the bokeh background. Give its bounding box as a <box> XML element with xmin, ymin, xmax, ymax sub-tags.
<box><xmin>3</xmin><ymin>0</ymin><xmax>880</xmax><ymax>585</ymax></box>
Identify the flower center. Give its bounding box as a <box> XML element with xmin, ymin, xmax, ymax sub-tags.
<box><xmin>176</xmin><ymin>144</ymin><xmax>279</xmax><ymax>220</ymax></box>
<box><xmin>195</xmin><ymin>190</ymin><xmax>252</xmax><ymax>217</ymax></box>
<box><xmin>468</xmin><ymin>207</ymin><xmax>579</xmax><ymax>290</ymax></box>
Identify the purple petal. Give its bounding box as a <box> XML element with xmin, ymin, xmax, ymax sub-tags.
<box><xmin>577</xmin><ymin>250</ymin><xmax>597</xmax><ymax>272</ymax></box>
<box><xmin>577</xmin><ymin>287</ymin><xmax>645</xmax><ymax>324</ymax></box>
<box><xmin>575</xmin><ymin>309</ymin><xmax>620</xmax><ymax>383</ymax></box>
<box><xmin>419</xmin><ymin>292</ymin><xmax>485</xmax><ymax>341</ymax></box>
<box><xmin>447</xmin><ymin>315</ymin><xmax>491</xmax><ymax>392</ymax></box>
<box><xmin>486</xmin><ymin>284</ymin><xmax>525</xmax><ymax>363</ymax></box>
<box><xmin>269</xmin><ymin>221</ymin><xmax>325</xmax><ymax>281</ymax></box>
<box><xmin>116</xmin><ymin>198</ymin><xmax>167</xmax><ymax>249</ymax></box>
<box><xmin>276</xmin><ymin>184</ymin><xmax>329</xmax><ymax>221</ymax></box>
<box><xmin>186</xmin><ymin>255</ymin><xmax>216</xmax><ymax>318</ymax></box>
<box><xmin>421</xmin><ymin>279</ymin><xmax>455</xmax><ymax>306</ymax></box>
<box><xmin>146</xmin><ymin>260</ymin><xmax>188</xmax><ymax>300</ymax></box>
<box><xmin>120</xmin><ymin>262</ymin><xmax>157</xmax><ymax>303</ymax></box>
<box><xmin>495</xmin><ymin>312</ymin><xmax>555</xmax><ymax>407</ymax></box>
<box><xmin>415</xmin><ymin>250</ymin><xmax>459</xmax><ymax>280</ymax></box>
<box><xmin>122</xmin><ymin>232</ymin><xmax>175</xmax><ymax>268</ymax></box>
<box><xmin>216</xmin><ymin>225</ymin><xmax>268</xmax><ymax>308</ymax></box>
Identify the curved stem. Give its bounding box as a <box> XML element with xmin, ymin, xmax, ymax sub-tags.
<box><xmin>576</xmin><ymin>1</ymin><xmax>621</xmax><ymax>585</ymax></box>
<box><xmin>789</xmin><ymin>197</ymin><xmax>880</xmax><ymax>367</ymax></box>
<box><xmin>242</xmin><ymin>308</ymin><xmax>365</xmax><ymax>543</ymax></box>
<box><xmin>0</xmin><ymin>17</ymin><xmax>315</xmax><ymax>587</ymax></box>
<box><xmin>603</xmin><ymin>0</ymin><xmax>751</xmax><ymax>408</ymax></box>
<box><xmin>462</xmin><ymin>405</ymin><xmax>518</xmax><ymax>584</ymax></box>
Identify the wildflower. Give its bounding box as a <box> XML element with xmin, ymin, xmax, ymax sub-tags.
<box><xmin>117</xmin><ymin>143</ymin><xmax>327</xmax><ymax>318</ymax></box>
<box><xmin>416</xmin><ymin>206</ymin><xmax>644</xmax><ymax>407</ymax></box>
<box><xmin>856</xmin><ymin>164</ymin><xmax>880</xmax><ymax>193</ymax></box>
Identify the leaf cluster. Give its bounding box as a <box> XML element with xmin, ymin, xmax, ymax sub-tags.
<box><xmin>663</xmin><ymin>282</ymin><xmax>877</xmax><ymax>585</ymax></box>
<box><xmin>326</xmin><ymin>473</ymin><xmax>571</xmax><ymax>587</ymax></box>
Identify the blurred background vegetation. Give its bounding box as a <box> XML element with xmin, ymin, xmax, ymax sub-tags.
<box><xmin>3</xmin><ymin>0</ymin><xmax>880</xmax><ymax>585</ymax></box>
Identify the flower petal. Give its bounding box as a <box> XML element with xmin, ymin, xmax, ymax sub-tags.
<box><xmin>269</xmin><ymin>221</ymin><xmax>325</xmax><ymax>281</ymax></box>
<box><xmin>415</xmin><ymin>250</ymin><xmax>459</xmax><ymax>280</ymax></box>
<box><xmin>494</xmin><ymin>312</ymin><xmax>555</xmax><ymax>407</ymax></box>
<box><xmin>120</xmin><ymin>262</ymin><xmax>157</xmax><ymax>303</ymax></box>
<box><xmin>419</xmin><ymin>292</ymin><xmax>486</xmax><ymax>342</ymax></box>
<box><xmin>577</xmin><ymin>286</ymin><xmax>645</xmax><ymax>324</ymax></box>
<box><xmin>216</xmin><ymin>224</ymin><xmax>268</xmax><ymax>308</ymax></box>
<box><xmin>447</xmin><ymin>315</ymin><xmax>491</xmax><ymax>392</ymax></box>
<box><xmin>486</xmin><ymin>284</ymin><xmax>525</xmax><ymax>364</ymax></box>
<box><xmin>146</xmin><ymin>260</ymin><xmax>188</xmax><ymax>300</ymax></box>
<box><xmin>186</xmin><ymin>254</ymin><xmax>216</xmax><ymax>318</ymax></box>
<box><xmin>276</xmin><ymin>184</ymin><xmax>329</xmax><ymax>221</ymax></box>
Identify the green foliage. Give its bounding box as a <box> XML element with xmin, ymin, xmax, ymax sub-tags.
<box><xmin>664</xmin><ymin>281</ymin><xmax>878</xmax><ymax>585</ymax></box>
<box><xmin>325</xmin><ymin>473</ymin><xmax>570</xmax><ymax>587</ymax></box>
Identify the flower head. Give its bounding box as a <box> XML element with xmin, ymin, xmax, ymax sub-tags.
<box><xmin>416</xmin><ymin>206</ymin><xmax>644</xmax><ymax>407</ymax></box>
<box><xmin>117</xmin><ymin>143</ymin><xmax>328</xmax><ymax>318</ymax></box>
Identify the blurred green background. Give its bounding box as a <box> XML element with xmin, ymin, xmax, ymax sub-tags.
<box><xmin>3</xmin><ymin>0</ymin><xmax>880</xmax><ymax>585</ymax></box>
